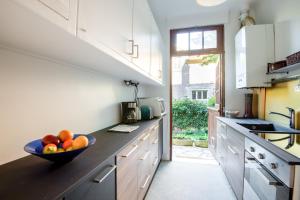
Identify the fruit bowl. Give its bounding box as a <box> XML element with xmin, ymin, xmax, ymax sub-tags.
<box><xmin>24</xmin><ymin>134</ymin><xmax>96</xmax><ymax>163</ymax></box>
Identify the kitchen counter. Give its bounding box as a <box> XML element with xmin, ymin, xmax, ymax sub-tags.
<box><xmin>0</xmin><ymin>118</ymin><xmax>162</xmax><ymax>200</ymax></box>
<box><xmin>217</xmin><ymin>117</ymin><xmax>300</xmax><ymax>165</ymax></box>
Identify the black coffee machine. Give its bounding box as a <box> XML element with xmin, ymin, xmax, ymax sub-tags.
<box><xmin>121</xmin><ymin>102</ymin><xmax>138</xmax><ymax>124</ymax></box>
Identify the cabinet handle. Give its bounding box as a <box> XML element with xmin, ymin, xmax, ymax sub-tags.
<box><xmin>93</xmin><ymin>165</ymin><xmax>117</xmax><ymax>183</ymax></box>
<box><xmin>121</xmin><ymin>145</ymin><xmax>138</xmax><ymax>158</ymax></box>
<box><xmin>133</xmin><ymin>44</ymin><xmax>139</xmax><ymax>59</ymax></box>
<box><xmin>152</xmin><ymin>138</ymin><xmax>158</xmax><ymax>144</ymax></box>
<box><xmin>228</xmin><ymin>145</ymin><xmax>238</xmax><ymax>155</ymax></box>
<box><xmin>79</xmin><ymin>28</ymin><xmax>87</xmax><ymax>32</ymax></box>
<box><xmin>152</xmin><ymin>157</ymin><xmax>159</xmax><ymax>166</ymax></box>
<box><xmin>141</xmin><ymin>133</ymin><xmax>150</xmax><ymax>141</ymax></box>
<box><xmin>140</xmin><ymin>151</ymin><xmax>150</xmax><ymax>160</ymax></box>
<box><xmin>128</xmin><ymin>40</ymin><xmax>134</xmax><ymax>55</ymax></box>
<box><xmin>141</xmin><ymin>175</ymin><xmax>151</xmax><ymax>189</ymax></box>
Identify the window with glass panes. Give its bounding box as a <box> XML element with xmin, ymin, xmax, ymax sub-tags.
<box><xmin>192</xmin><ymin>90</ymin><xmax>208</xmax><ymax>100</ymax></box>
<box><xmin>171</xmin><ymin>25</ymin><xmax>224</xmax><ymax>57</ymax></box>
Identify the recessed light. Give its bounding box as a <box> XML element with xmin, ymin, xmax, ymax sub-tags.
<box><xmin>196</xmin><ymin>0</ymin><xmax>227</xmax><ymax>7</ymax></box>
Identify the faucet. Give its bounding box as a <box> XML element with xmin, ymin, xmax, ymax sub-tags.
<box><xmin>269</xmin><ymin>107</ymin><xmax>296</xmax><ymax>149</ymax></box>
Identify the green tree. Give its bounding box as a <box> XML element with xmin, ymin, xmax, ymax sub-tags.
<box><xmin>172</xmin><ymin>98</ymin><xmax>208</xmax><ymax>130</ymax></box>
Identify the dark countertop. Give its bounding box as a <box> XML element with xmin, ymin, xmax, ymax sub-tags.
<box><xmin>0</xmin><ymin>118</ymin><xmax>161</xmax><ymax>200</ymax></box>
<box><xmin>217</xmin><ymin>117</ymin><xmax>300</xmax><ymax>165</ymax></box>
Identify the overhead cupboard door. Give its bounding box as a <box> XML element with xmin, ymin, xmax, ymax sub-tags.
<box><xmin>150</xmin><ymin>19</ymin><xmax>163</xmax><ymax>81</ymax></box>
<box><xmin>39</xmin><ymin>0</ymin><xmax>70</xmax><ymax>19</ymax></box>
<box><xmin>77</xmin><ymin>0</ymin><xmax>133</xmax><ymax>62</ymax></box>
<box><xmin>15</xmin><ymin>0</ymin><xmax>78</xmax><ymax>35</ymax></box>
<box><xmin>132</xmin><ymin>0</ymin><xmax>152</xmax><ymax>74</ymax></box>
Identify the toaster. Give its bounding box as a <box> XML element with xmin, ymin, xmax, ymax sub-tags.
<box><xmin>138</xmin><ymin>97</ymin><xmax>166</xmax><ymax>117</ymax></box>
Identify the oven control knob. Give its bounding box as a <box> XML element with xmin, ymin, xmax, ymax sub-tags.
<box><xmin>258</xmin><ymin>153</ymin><xmax>265</xmax><ymax>159</ymax></box>
<box><xmin>250</xmin><ymin>147</ymin><xmax>255</xmax><ymax>152</ymax></box>
<box><xmin>270</xmin><ymin>163</ymin><xmax>278</xmax><ymax>169</ymax></box>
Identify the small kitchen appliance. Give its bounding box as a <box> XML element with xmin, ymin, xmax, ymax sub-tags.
<box><xmin>138</xmin><ymin>97</ymin><xmax>166</xmax><ymax>117</ymax></box>
<box><xmin>140</xmin><ymin>105</ymin><xmax>154</xmax><ymax>120</ymax></box>
<box><xmin>121</xmin><ymin>102</ymin><xmax>138</xmax><ymax>124</ymax></box>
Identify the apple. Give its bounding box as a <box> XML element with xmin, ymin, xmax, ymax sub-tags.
<box><xmin>43</xmin><ymin>144</ymin><xmax>57</xmax><ymax>154</ymax></box>
<box><xmin>62</xmin><ymin>139</ymin><xmax>73</xmax><ymax>150</ymax></box>
<box><xmin>42</xmin><ymin>134</ymin><xmax>60</xmax><ymax>146</ymax></box>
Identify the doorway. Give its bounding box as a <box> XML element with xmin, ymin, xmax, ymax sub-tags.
<box><xmin>170</xmin><ymin>25</ymin><xmax>225</xmax><ymax>161</ymax></box>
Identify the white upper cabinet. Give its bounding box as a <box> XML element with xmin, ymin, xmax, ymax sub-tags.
<box><xmin>2</xmin><ymin>0</ymin><xmax>164</xmax><ymax>85</ymax></box>
<box><xmin>15</xmin><ymin>0</ymin><xmax>78</xmax><ymax>35</ymax></box>
<box><xmin>77</xmin><ymin>0</ymin><xmax>133</xmax><ymax>62</ymax></box>
<box><xmin>132</xmin><ymin>0</ymin><xmax>152</xmax><ymax>74</ymax></box>
<box><xmin>235</xmin><ymin>25</ymin><xmax>274</xmax><ymax>88</ymax></box>
<box><xmin>150</xmin><ymin>19</ymin><xmax>163</xmax><ymax>81</ymax></box>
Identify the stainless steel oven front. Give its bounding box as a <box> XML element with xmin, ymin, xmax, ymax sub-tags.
<box><xmin>244</xmin><ymin>151</ymin><xmax>293</xmax><ymax>200</ymax></box>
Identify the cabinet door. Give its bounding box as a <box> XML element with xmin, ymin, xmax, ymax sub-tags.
<box><xmin>117</xmin><ymin>140</ymin><xmax>139</xmax><ymax>200</ymax></box>
<box><xmin>208</xmin><ymin>109</ymin><xmax>220</xmax><ymax>157</ymax></box>
<box><xmin>132</xmin><ymin>0</ymin><xmax>152</xmax><ymax>73</ymax></box>
<box><xmin>15</xmin><ymin>0</ymin><xmax>78</xmax><ymax>35</ymax></box>
<box><xmin>150</xmin><ymin>18</ymin><xmax>163</xmax><ymax>81</ymax></box>
<box><xmin>225</xmin><ymin>127</ymin><xmax>245</xmax><ymax>200</ymax></box>
<box><xmin>64</xmin><ymin>156</ymin><xmax>116</xmax><ymax>200</ymax></box>
<box><xmin>137</xmin><ymin>130</ymin><xmax>152</xmax><ymax>200</ymax></box>
<box><xmin>216</xmin><ymin>120</ymin><xmax>227</xmax><ymax>170</ymax></box>
<box><xmin>77</xmin><ymin>0</ymin><xmax>133</xmax><ymax>61</ymax></box>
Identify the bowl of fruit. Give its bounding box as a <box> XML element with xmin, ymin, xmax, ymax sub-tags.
<box><xmin>24</xmin><ymin>130</ymin><xmax>96</xmax><ymax>163</ymax></box>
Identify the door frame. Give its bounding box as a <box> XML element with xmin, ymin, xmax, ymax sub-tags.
<box><xmin>169</xmin><ymin>25</ymin><xmax>225</xmax><ymax>161</ymax></box>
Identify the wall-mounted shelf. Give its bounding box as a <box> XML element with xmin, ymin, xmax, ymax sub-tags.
<box><xmin>265</xmin><ymin>75</ymin><xmax>300</xmax><ymax>85</ymax></box>
<box><xmin>266</xmin><ymin>62</ymin><xmax>300</xmax><ymax>74</ymax></box>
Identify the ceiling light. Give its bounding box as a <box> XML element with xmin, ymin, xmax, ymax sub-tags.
<box><xmin>196</xmin><ymin>0</ymin><xmax>227</xmax><ymax>7</ymax></box>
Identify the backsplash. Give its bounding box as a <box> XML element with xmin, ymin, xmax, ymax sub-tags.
<box><xmin>261</xmin><ymin>80</ymin><xmax>300</xmax><ymax>157</ymax></box>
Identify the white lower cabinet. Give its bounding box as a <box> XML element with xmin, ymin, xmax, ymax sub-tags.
<box><xmin>117</xmin><ymin>123</ymin><xmax>160</xmax><ymax>200</ymax></box>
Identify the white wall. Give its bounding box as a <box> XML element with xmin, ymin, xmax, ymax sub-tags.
<box><xmin>146</xmin><ymin>5</ymin><xmax>247</xmax><ymax>160</ymax></box>
<box><xmin>253</xmin><ymin>0</ymin><xmax>300</xmax><ymax>24</ymax></box>
<box><xmin>0</xmin><ymin>47</ymin><xmax>146</xmax><ymax>165</ymax></box>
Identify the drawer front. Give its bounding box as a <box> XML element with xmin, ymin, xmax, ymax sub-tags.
<box><xmin>117</xmin><ymin>140</ymin><xmax>139</xmax><ymax>200</ymax></box>
<box><xmin>217</xmin><ymin>120</ymin><xmax>227</xmax><ymax>137</ymax></box>
<box><xmin>65</xmin><ymin>156</ymin><xmax>116</xmax><ymax>200</ymax></box>
<box><xmin>225</xmin><ymin>128</ymin><xmax>245</xmax><ymax>200</ymax></box>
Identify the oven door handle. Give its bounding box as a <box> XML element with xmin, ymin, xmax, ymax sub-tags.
<box><xmin>255</xmin><ymin>167</ymin><xmax>282</xmax><ymax>186</ymax></box>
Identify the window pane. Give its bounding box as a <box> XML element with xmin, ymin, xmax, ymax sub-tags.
<box><xmin>190</xmin><ymin>31</ymin><xmax>203</xmax><ymax>50</ymax></box>
<box><xmin>197</xmin><ymin>91</ymin><xmax>202</xmax><ymax>99</ymax></box>
<box><xmin>176</xmin><ymin>33</ymin><xmax>189</xmax><ymax>51</ymax></box>
<box><xmin>204</xmin><ymin>30</ymin><xmax>217</xmax><ymax>49</ymax></box>
<box><xmin>192</xmin><ymin>91</ymin><xmax>196</xmax><ymax>99</ymax></box>
<box><xmin>203</xmin><ymin>91</ymin><xmax>208</xmax><ymax>99</ymax></box>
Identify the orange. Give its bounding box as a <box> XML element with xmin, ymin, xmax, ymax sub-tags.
<box><xmin>72</xmin><ymin>136</ymin><xmax>89</xmax><ymax>150</ymax></box>
<box><xmin>58</xmin><ymin>130</ymin><xmax>73</xmax><ymax>142</ymax></box>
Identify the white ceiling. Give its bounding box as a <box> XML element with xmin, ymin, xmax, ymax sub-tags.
<box><xmin>148</xmin><ymin>0</ymin><xmax>248</xmax><ymax>22</ymax></box>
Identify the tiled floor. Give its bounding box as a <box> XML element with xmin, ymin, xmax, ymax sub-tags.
<box><xmin>145</xmin><ymin>146</ymin><xmax>236</xmax><ymax>200</ymax></box>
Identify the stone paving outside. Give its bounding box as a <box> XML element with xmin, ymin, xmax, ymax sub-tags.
<box><xmin>173</xmin><ymin>145</ymin><xmax>218</xmax><ymax>165</ymax></box>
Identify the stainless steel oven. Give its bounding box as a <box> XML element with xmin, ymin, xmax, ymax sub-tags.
<box><xmin>244</xmin><ymin>151</ymin><xmax>292</xmax><ymax>200</ymax></box>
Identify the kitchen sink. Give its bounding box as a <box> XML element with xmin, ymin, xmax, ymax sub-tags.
<box><xmin>237</xmin><ymin>122</ymin><xmax>300</xmax><ymax>134</ymax></box>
